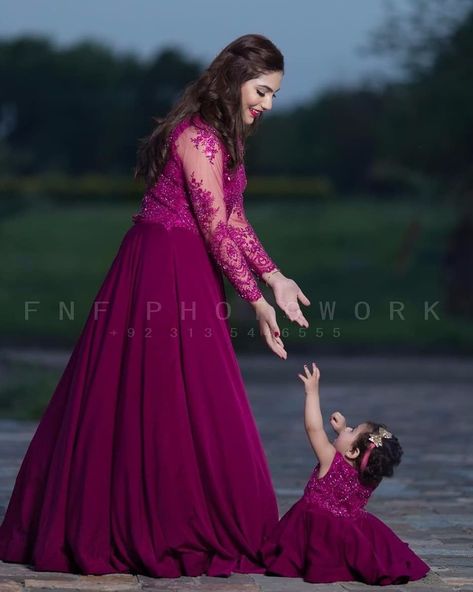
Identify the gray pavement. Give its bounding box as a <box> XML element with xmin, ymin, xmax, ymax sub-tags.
<box><xmin>0</xmin><ymin>351</ymin><xmax>472</xmax><ymax>591</ymax></box>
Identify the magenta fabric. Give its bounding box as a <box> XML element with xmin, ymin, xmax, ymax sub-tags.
<box><xmin>0</xmin><ymin>220</ymin><xmax>279</xmax><ymax>576</ymax></box>
<box><xmin>260</xmin><ymin>451</ymin><xmax>430</xmax><ymax>585</ymax></box>
<box><xmin>132</xmin><ymin>113</ymin><xmax>278</xmax><ymax>302</ymax></box>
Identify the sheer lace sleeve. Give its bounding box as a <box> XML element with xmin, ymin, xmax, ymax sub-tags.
<box><xmin>227</xmin><ymin>195</ymin><xmax>279</xmax><ymax>280</ymax></box>
<box><xmin>176</xmin><ymin>124</ymin><xmax>264</xmax><ymax>302</ymax></box>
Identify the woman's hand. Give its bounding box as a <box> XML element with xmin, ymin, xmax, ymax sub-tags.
<box><xmin>265</xmin><ymin>272</ymin><xmax>310</xmax><ymax>328</ymax></box>
<box><xmin>251</xmin><ymin>297</ymin><xmax>287</xmax><ymax>360</ymax></box>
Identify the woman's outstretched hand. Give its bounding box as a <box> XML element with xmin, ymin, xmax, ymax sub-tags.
<box><xmin>251</xmin><ymin>297</ymin><xmax>287</xmax><ymax>360</ymax></box>
<box><xmin>264</xmin><ymin>271</ymin><xmax>310</xmax><ymax>328</ymax></box>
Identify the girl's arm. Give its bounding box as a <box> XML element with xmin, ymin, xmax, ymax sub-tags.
<box><xmin>298</xmin><ymin>363</ymin><xmax>336</xmax><ymax>472</ymax></box>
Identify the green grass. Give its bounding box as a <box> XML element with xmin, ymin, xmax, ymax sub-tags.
<box><xmin>0</xmin><ymin>197</ymin><xmax>471</xmax><ymax>352</ymax></box>
<box><xmin>0</xmin><ymin>203</ymin><xmax>131</xmax><ymax>341</ymax></box>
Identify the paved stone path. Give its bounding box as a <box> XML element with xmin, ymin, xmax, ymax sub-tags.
<box><xmin>0</xmin><ymin>351</ymin><xmax>472</xmax><ymax>591</ymax></box>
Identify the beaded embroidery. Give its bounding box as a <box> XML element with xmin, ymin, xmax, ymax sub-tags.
<box><xmin>228</xmin><ymin>198</ymin><xmax>278</xmax><ymax>277</ymax></box>
<box><xmin>190</xmin><ymin>126</ymin><xmax>220</xmax><ymax>165</ymax></box>
<box><xmin>303</xmin><ymin>451</ymin><xmax>374</xmax><ymax>518</ymax></box>
<box><xmin>132</xmin><ymin>113</ymin><xmax>277</xmax><ymax>302</ymax></box>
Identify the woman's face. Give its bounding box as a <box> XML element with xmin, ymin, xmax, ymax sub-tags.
<box><xmin>240</xmin><ymin>71</ymin><xmax>283</xmax><ymax>125</ymax></box>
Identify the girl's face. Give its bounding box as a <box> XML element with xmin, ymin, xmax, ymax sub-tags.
<box><xmin>240</xmin><ymin>71</ymin><xmax>283</xmax><ymax>125</ymax></box>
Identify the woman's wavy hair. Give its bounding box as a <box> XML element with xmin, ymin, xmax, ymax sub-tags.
<box><xmin>134</xmin><ymin>34</ymin><xmax>284</xmax><ymax>188</ymax></box>
<box><xmin>354</xmin><ymin>422</ymin><xmax>403</xmax><ymax>488</ymax></box>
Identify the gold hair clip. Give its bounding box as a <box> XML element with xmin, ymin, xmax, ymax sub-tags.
<box><xmin>368</xmin><ymin>427</ymin><xmax>393</xmax><ymax>448</ymax></box>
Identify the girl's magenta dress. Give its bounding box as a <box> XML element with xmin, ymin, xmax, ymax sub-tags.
<box><xmin>260</xmin><ymin>451</ymin><xmax>430</xmax><ymax>585</ymax></box>
<box><xmin>0</xmin><ymin>113</ymin><xmax>280</xmax><ymax>576</ymax></box>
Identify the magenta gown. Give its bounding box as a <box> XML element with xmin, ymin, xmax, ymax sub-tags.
<box><xmin>260</xmin><ymin>451</ymin><xmax>430</xmax><ymax>585</ymax></box>
<box><xmin>0</xmin><ymin>113</ymin><xmax>280</xmax><ymax>576</ymax></box>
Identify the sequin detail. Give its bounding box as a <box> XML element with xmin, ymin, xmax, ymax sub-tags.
<box><xmin>303</xmin><ymin>451</ymin><xmax>374</xmax><ymax>518</ymax></box>
<box><xmin>132</xmin><ymin>176</ymin><xmax>199</xmax><ymax>233</ymax></box>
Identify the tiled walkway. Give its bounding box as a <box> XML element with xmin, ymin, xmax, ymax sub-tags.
<box><xmin>0</xmin><ymin>352</ymin><xmax>471</xmax><ymax>591</ymax></box>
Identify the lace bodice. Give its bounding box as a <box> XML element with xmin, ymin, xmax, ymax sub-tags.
<box><xmin>132</xmin><ymin>113</ymin><xmax>278</xmax><ymax>301</ymax></box>
<box><xmin>303</xmin><ymin>451</ymin><xmax>375</xmax><ymax>518</ymax></box>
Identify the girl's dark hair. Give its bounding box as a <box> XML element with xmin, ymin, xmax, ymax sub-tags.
<box><xmin>134</xmin><ymin>33</ymin><xmax>284</xmax><ymax>188</ymax></box>
<box><xmin>354</xmin><ymin>422</ymin><xmax>403</xmax><ymax>488</ymax></box>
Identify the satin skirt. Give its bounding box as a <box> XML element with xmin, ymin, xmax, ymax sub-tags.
<box><xmin>0</xmin><ymin>220</ymin><xmax>279</xmax><ymax>577</ymax></box>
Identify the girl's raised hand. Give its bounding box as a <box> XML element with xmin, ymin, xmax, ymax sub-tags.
<box><xmin>297</xmin><ymin>362</ymin><xmax>320</xmax><ymax>392</ymax></box>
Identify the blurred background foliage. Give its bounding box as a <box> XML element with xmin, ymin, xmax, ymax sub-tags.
<box><xmin>1</xmin><ymin>0</ymin><xmax>472</xmax><ymax>361</ymax></box>
<box><xmin>1</xmin><ymin>0</ymin><xmax>473</xmax><ymax>195</ymax></box>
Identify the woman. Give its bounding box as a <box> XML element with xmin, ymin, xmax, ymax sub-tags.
<box><xmin>0</xmin><ymin>34</ymin><xmax>310</xmax><ymax>578</ymax></box>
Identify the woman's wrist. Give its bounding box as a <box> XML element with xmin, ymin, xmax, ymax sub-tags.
<box><xmin>250</xmin><ymin>295</ymin><xmax>267</xmax><ymax>310</ymax></box>
<box><xmin>263</xmin><ymin>268</ymin><xmax>284</xmax><ymax>288</ymax></box>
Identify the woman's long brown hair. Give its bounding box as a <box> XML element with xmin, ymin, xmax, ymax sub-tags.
<box><xmin>134</xmin><ymin>34</ymin><xmax>284</xmax><ymax>188</ymax></box>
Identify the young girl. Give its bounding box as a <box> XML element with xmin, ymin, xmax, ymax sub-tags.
<box><xmin>260</xmin><ymin>362</ymin><xmax>430</xmax><ymax>586</ymax></box>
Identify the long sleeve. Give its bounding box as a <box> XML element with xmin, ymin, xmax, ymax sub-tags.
<box><xmin>227</xmin><ymin>195</ymin><xmax>279</xmax><ymax>280</ymax></box>
<box><xmin>177</xmin><ymin>124</ymin><xmax>264</xmax><ymax>302</ymax></box>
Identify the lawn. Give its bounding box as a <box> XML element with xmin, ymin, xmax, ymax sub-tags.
<box><xmin>0</xmin><ymin>197</ymin><xmax>470</xmax><ymax>353</ymax></box>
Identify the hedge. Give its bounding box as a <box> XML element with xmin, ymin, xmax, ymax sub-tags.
<box><xmin>0</xmin><ymin>173</ymin><xmax>334</xmax><ymax>205</ymax></box>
